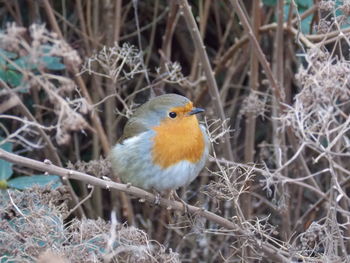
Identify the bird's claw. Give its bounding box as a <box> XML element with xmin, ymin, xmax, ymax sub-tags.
<box><xmin>154</xmin><ymin>192</ymin><xmax>161</xmax><ymax>205</ymax></box>
<box><xmin>170</xmin><ymin>190</ymin><xmax>189</xmax><ymax>214</ymax></box>
<box><xmin>179</xmin><ymin>198</ymin><xmax>189</xmax><ymax>214</ymax></box>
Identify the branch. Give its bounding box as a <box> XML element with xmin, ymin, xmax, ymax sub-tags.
<box><xmin>230</xmin><ymin>0</ymin><xmax>284</xmax><ymax>104</ymax></box>
<box><xmin>0</xmin><ymin>148</ymin><xmax>289</xmax><ymax>262</ymax></box>
<box><xmin>177</xmin><ymin>0</ymin><xmax>234</xmax><ymax>161</ymax></box>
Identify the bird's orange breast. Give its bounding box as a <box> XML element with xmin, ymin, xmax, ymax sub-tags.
<box><xmin>152</xmin><ymin>115</ymin><xmax>205</xmax><ymax>168</ymax></box>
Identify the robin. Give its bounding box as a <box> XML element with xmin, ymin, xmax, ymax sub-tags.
<box><xmin>110</xmin><ymin>93</ymin><xmax>209</xmax><ymax>192</ymax></box>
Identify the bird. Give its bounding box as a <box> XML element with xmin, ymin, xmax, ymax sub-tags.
<box><xmin>110</xmin><ymin>93</ymin><xmax>209</xmax><ymax>192</ymax></box>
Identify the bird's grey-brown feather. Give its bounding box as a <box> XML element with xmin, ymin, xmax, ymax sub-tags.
<box><xmin>118</xmin><ymin>118</ymin><xmax>148</xmax><ymax>142</ymax></box>
<box><xmin>118</xmin><ymin>93</ymin><xmax>190</xmax><ymax>142</ymax></box>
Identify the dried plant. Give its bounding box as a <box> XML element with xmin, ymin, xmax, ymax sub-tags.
<box><xmin>0</xmin><ymin>187</ymin><xmax>179</xmax><ymax>263</ymax></box>
<box><xmin>80</xmin><ymin>43</ymin><xmax>146</xmax><ymax>83</ymax></box>
<box><xmin>67</xmin><ymin>157</ymin><xmax>111</xmax><ymax>179</ymax></box>
<box><xmin>0</xmin><ymin>24</ymin><xmax>90</xmax><ymax>147</ymax></box>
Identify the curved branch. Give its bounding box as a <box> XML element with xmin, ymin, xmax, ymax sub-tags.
<box><xmin>0</xmin><ymin>148</ymin><xmax>289</xmax><ymax>262</ymax></box>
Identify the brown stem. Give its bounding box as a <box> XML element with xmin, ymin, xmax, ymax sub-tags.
<box><xmin>76</xmin><ymin>0</ymin><xmax>92</xmax><ymax>51</ymax></box>
<box><xmin>156</xmin><ymin>1</ymin><xmax>179</xmax><ymax>95</ymax></box>
<box><xmin>242</xmin><ymin>0</ymin><xmax>261</xmax><ymax>221</ymax></box>
<box><xmin>230</xmin><ymin>0</ymin><xmax>283</xmax><ymax>104</ymax></box>
<box><xmin>42</xmin><ymin>0</ymin><xmax>63</xmax><ymax>39</ymax></box>
<box><xmin>189</xmin><ymin>0</ymin><xmax>211</xmax><ymax>83</ymax></box>
<box><xmin>43</xmin><ymin>0</ymin><xmax>110</xmax><ymax>155</ymax></box>
<box><xmin>177</xmin><ymin>0</ymin><xmax>234</xmax><ymax>161</ymax></box>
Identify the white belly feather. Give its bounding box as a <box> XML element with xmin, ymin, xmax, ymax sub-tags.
<box><xmin>110</xmin><ymin>126</ymin><xmax>209</xmax><ymax>191</ymax></box>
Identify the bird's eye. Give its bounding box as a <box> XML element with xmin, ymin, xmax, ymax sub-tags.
<box><xmin>169</xmin><ymin>112</ymin><xmax>177</xmax><ymax>118</ymax></box>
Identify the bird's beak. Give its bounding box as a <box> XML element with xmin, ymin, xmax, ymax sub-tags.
<box><xmin>188</xmin><ymin>107</ymin><xmax>205</xmax><ymax>115</ymax></box>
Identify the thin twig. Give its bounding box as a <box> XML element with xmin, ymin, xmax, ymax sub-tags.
<box><xmin>7</xmin><ymin>190</ymin><xmax>26</xmax><ymax>218</ymax></box>
<box><xmin>66</xmin><ymin>186</ymin><xmax>95</xmax><ymax>218</ymax></box>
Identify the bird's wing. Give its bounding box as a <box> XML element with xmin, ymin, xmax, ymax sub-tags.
<box><xmin>118</xmin><ymin>118</ymin><xmax>148</xmax><ymax>143</ymax></box>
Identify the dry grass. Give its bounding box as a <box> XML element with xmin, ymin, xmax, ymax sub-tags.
<box><xmin>0</xmin><ymin>186</ymin><xmax>179</xmax><ymax>263</ymax></box>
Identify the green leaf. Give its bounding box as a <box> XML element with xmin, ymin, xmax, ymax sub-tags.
<box><xmin>283</xmin><ymin>2</ymin><xmax>313</xmax><ymax>34</ymax></box>
<box><xmin>7</xmin><ymin>175</ymin><xmax>62</xmax><ymax>190</ymax></box>
<box><xmin>0</xmin><ymin>70</ymin><xmax>6</xmax><ymax>81</ymax></box>
<box><xmin>0</xmin><ymin>48</ymin><xmax>17</xmax><ymax>59</ymax></box>
<box><xmin>41</xmin><ymin>56</ymin><xmax>65</xmax><ymax>70</ymax></box>
<box><xmin>0</xmin><ymin>57</ymin><xmax>5</xmax><ymax>67</ymax></box>
<box><xmin>6</xmin><ymin>70</ymin><xmax>23</xmax><ymax>86</ymax></box>
<box><xmin>40</xmin><ymin>44</ymin><xmax>52</xmax><ymax>54</ymax></box>
<box><xmin>300</xmin><ymin>14</ymin><xmax>313</xmax><ymax>34</ymax></box>
<box><xmin>0</xmin><ymin>141</ymin><xmax>13</xmax><ymax>181</ymax></box>
<box><xmin>263</xmin><ymin>0</ymin><xmax>276</xmax><ymax>6</ymax></box>
<box><xmin>9</xmin><ymin>56</ymin><xmax>37</xmax><ymax>70</ymax></box>
<box><xmin>296</xmin><ymin>0</ymin><xmax>313</xmax><ymax>9</ymax></box>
